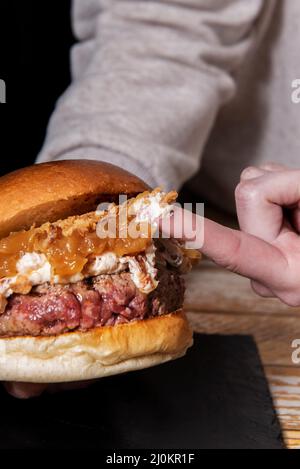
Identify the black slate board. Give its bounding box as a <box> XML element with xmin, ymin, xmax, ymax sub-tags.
<box><xmin>0</xmin><ymin>334</ymin><xmax>284</xmax><ymax>449</ymax></box>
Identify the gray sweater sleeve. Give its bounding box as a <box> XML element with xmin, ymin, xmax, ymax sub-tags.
<box><xmin>37</xmin><ymin>0</ymin><xmax>272</xmax><ymax>190</ymax></box>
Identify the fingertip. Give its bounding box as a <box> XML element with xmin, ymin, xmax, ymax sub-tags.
<box><xmin>3</xmin><ymin>382</ymin><xmax>47</xmax><ymax>399</ymax></box>
<box><xmin>240</xmin><ymin>166</ymin><xmax>264</xmax><ymax>181</ymax></box>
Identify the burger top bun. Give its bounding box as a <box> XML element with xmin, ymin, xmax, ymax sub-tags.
<box><xmin>0</xmin><ymin>160</ymin><xmax>149</xmax><ymax>239</ymax></box>
<box><xmin>0</xmin><ymin>311</ymin><xmax>193</xmax><ymax>383</ymax></box>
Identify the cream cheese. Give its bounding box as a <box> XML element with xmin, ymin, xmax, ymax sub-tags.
<box><xmin>17</xmin><ymin>253</ymin><xmax>52</xmax><ymax>285</ymax></box>
<box><xmin>133</xmin><ymin>192</ymin><xmax>174</xmax><ymax>227</ymax></box>
<box><xmin>87</xmin><ymin>252</ymin><xmax>127</xmax><ymax>276</ymax></box>
<box><xmin>0</xmin><ymin>253</ymin><xmax>52</xmax><ymax>299</ymax></box>
<box><xmin>0</xmin><ymin>278</ymin><xmax>14</xmax><ymax>299</ymax></box>
<box><xmin>123</xmin><ymin>244</ymin><xmax>158</xmax><ymax>294</ymax></box>
<box><xmin>0</xmin><ymin>247</ymin><xmax>159</xmax><ymax>301</ymax></box>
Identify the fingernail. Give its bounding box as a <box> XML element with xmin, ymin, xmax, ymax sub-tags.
<box><xmin>259</xmin><ymin>163</ymin><xmax>286</xmax><ymax>172</ymax></box>
<box><xmin>240</xmin><ymin>167</ymin><xmax>264</xmax><ymax>181</ymax></box>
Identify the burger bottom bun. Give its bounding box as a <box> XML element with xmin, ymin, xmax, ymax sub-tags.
<box><xmin>0</xmin><ymin>311</ymin><xmax>193</xmax><ymax>383</ymax></box>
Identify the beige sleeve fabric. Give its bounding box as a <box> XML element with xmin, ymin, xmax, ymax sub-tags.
<box><xmin>37</xmin><ymin>0</ymin><xmax>275</xmax><ymax>191</ymax></box>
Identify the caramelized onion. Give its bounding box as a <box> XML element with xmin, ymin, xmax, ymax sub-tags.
<box><xmin>0</xmin><ymin>223</ymin><xmax>152</xmax><ymax>279</ymax></box>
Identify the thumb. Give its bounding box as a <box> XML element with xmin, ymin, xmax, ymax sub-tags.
<box><xmin>3</xmin><ymin>382</ymin><xmax>47</xmax><ymax>399</ymax></box>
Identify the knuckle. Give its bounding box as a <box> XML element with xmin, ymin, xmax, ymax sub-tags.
<box><xmin>223</xmin><ymin>261</ymin><xmax>240</xmax><ymax>274</ymax></box>
<box><xmin>251</xmin><ymin>281</ymin><xmax>272</xmax><ymax>298</ymax></box>
<box><xmin>214</xmin><ymin>236</ymin><xmax>242</xmax><ymax>274</ymax></box>
<box><xmin>278</xmin><ymin>292</ymin><xmax>300</xmax><ymax>307</ymax></box>
<box><xmin>240</xmin><ymin>166</ymin><xmax>258</xmax><ymax>181</ymax></box>
<box><xmin>235</xmin><ymin>180</ymin><xmax>260</xmax><ymax>205</ymax></box>
<box><xmin>212</xmin><ymin>253</ymin><xmax>238</xmax><ymax>272</ymax></box>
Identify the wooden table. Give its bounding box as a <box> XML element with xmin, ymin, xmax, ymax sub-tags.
<box><xmin>185</xmin><ymin>260</ymin><xmax>300</xmax><ymax>449</ymax></box>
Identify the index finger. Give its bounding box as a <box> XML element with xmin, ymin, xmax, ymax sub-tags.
<box><xmin>160</xmin><ymin>207</ymin><xmax>288</xmax><ymax>286</ymax></box>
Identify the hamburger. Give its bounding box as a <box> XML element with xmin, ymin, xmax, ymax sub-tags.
<box><xmin>0</xmin><ymin>160</ymin><xmax>196</xmax><ymax>383</ymax></box>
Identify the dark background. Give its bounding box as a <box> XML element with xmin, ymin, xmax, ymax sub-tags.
<box><xmin>0</xmin><ymin>335</ymin><xmax>284</xmax><ymax>449</ymax></box>
<box><xmin>0</xmin><ymin>1</ymin><xmax>75</xmax><ymax>176</ymax></box>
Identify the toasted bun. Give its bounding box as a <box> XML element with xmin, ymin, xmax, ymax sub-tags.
<box><xmin>0</xmin><ymin>311</ymin><xmax>193</xmax><ymax>383</ymax></box>
<box><xmin>0</xmin><ymin>160</ymin><xmax>149</xmax><ymax>239</ymax></box>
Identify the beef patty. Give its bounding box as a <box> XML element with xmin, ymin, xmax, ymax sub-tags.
<box><xmin>0</xmin><ymin>270</ymin><xmax>185</xmax><ymax>337</ymax></box>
